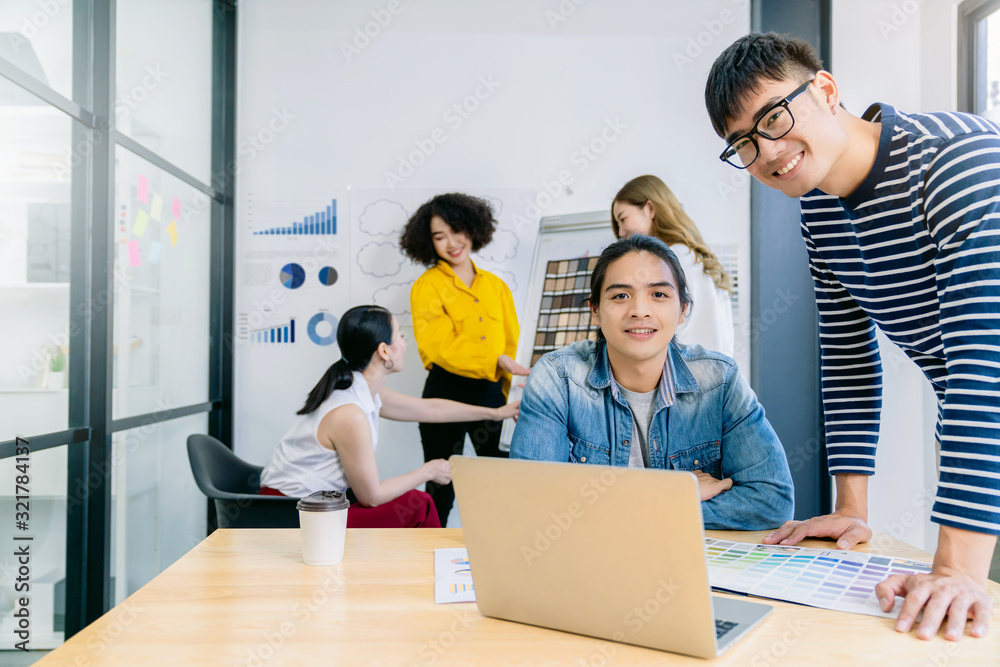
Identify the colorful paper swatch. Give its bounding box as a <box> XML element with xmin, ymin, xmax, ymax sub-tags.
<box><xmin>133</xmin><ymin>210</ymin><xmax>149</xmax><ymax>237</ymax></box>
<box><xmin>137</xmin><ymin>174</ymin><xmax>148</xmax><ymax>203</ymax></box>
<box><xmin>128</xmin><ymin>240</ymin><xmax>141</xmax><ymax>267</ymax></box>
<box><xmin>148</xmin><ymin>241</ymin><xmax>162</xmax><ymax>265</ymax></box>
<box><xmin>704</xmin><ymin>538</ymin><xmax>932</xmax><ymax>618</ymax></box>
<box><xmin>150</xmin><ymin>193</ymin><xmax>163</xmax><ymax>221</ymax></box>
<box><xmin>167</xmin><ymin>221</ymin><xmax>178</xmax><ymax>247</ymax></box>
<box><xmin>531</xmin><ymin>256</ymin><xmax>600</xmax><ymax>366</ymax></box>
<box><xmin>171</xmin><ymin>195</ymin><xmax>181</xmax><ymax>219</ymax></box>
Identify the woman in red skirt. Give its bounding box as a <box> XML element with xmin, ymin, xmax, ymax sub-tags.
<box><xmin>259</xmin><ymin>305</ymin><xmax>519</xmax><ymax>528</ymax></box>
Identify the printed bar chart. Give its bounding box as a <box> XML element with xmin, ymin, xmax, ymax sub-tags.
<box><xmin>250</xmin><ymin>319</ymin><xmax>296</xmax><ymax>344</ymax></box>
<box><xmin>254</xmin><ymin>199</ymin><xmax>337</xmax><ymax>235</ymax></box>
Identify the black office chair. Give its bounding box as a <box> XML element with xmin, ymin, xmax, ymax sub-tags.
<box><xmin>187</xmin><ymin>434</ymin><xmax>300</xmax><ymax>529</ymax></box>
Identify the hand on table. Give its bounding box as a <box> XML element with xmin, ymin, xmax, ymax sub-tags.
<box><xmin>763</xmin><ymin>509</ymin><xmax>873</xmax><ymax>550</ymax></box>
<box><xmin>876</xmin><ymin>565</ymin><xmax>993</xmax><ymax>641</ymax></box>
<box><xmin>694</xmin><ymin>470</ymin><xmax>732</xmax><ymax>501</ymax></box>
<box><xmin>767</xmin><ymin>513</ymin><xmax>995</xmax><ymax>641</ymax></box>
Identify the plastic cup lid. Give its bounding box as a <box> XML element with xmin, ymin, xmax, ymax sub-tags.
<box><xmin>296</xmin><ymin>490</ymin><xmax>350</xmax><ymax>512</ymax></box>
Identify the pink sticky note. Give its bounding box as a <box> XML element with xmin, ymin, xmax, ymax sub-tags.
<box><xmin>137</xmin><ymin>174</ymin><xmax>148</xmax><ymax>203</ymax></box>
<box><xmin>128</xmin><ymin>240</ymin><xmax>141</xmax><ymax>267</ymax></box>
<box><xmin>171</xmin><ymin>195</ymin><xmax>181</xmax><ymax>219</ymax></box>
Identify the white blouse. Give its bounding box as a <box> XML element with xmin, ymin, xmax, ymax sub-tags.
<box><xmin>260</xmin><ymin>371</ymin><xmax>382</xmax><ymax>497</ymax></box>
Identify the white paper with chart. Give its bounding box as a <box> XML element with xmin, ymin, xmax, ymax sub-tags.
<box><xmin>434</xmin><ymin>548</ymin><xmax>477</xmax><ymax>604</ymax></box>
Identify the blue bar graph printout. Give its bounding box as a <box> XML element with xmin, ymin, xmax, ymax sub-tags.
<box><xmin>250</xmin><ymin>318</ymin><xmax>297</xmax><ymax>345</ymax></box>
<box><xmin>254</xmin><ymin>199</ymin><xmax>338</xmax><ymax>236</ymax></box>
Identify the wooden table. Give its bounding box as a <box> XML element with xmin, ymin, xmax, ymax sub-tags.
<box><xmin>37</xmin><ymin>529</ymin><xmax>1000</xmax><ymax>665</ymax></box>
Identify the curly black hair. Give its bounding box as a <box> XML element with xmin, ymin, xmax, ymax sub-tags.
<box><xmin>399</xmin><ymin>193</ymin><xmax>497</xmax><ymax>267</ymax></box>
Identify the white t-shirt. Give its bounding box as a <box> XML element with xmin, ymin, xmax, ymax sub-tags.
<box><xmin>259</xmin><ymin>371</ymin><xmax>382</xmax><ymax>497</ymax></box>
<box><xmin>671</xmin><ymin>244</ymin><xmax>735</xmax><ymax>357</ymax></box>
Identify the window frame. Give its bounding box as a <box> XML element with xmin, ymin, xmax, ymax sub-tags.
<box><xmin>959</xmin><ymin>0</ymin><xmax>1000</xmax><ymax>113</ymax></box>
<box><xmin>0</xmin><ymin>0</ymin><xmax>236</xmax><ymax>637</ymax></box>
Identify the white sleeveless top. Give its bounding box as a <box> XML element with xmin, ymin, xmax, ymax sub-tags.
<box><xmin>671</xmin><ymin>244</ymin><xmax>735</xmax><ymax>357</ymax></box>
<box><xmin>259</xmin><ymin>371</ymin><xmax>382</xmax><ymax>497</ymax></box>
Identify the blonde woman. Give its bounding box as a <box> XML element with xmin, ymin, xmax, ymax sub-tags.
<box><xmin>611</xmin><ymin>175</ymin><xmax>735</xmax><ymax>356</ymax></box>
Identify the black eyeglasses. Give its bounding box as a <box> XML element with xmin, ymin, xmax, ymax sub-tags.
<box><xmin>719</xmin><ymin>79</ymin><xmax>814</xmax><ymax>169</ymax></box>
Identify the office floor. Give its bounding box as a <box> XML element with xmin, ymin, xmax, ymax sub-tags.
<box><xmin>0</xmin><ymin>650</ymin><xmax>49</xmax><ymax>665</ymax></box>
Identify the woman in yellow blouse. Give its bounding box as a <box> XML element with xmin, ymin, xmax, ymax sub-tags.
<box><xmin>400</xmin><ymin>193</ymin><xmax>528</xmax><ymax>525</ymax></box>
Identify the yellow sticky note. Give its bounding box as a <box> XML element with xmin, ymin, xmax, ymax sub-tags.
<box><xmin>133</xmin><ymin>210</ymin><xmax>149</xmax><ymax>237</ymax></box>
<box><xmin>150</xmin><ymin>193</ymin><xmax>163</xmax><ymax>221</ymax></box>
<box><xmin>167</xmin><ymin>220</ymin><xmax>178</xmax><ymax>247</ymax></box>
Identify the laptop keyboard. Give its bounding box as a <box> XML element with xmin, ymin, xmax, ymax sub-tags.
<box><xmin>715</xmin><ymin>619</ymin><xmax>739</xmax><ymax>639</ymax></box>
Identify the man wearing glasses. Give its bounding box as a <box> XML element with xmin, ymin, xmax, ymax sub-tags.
<box><xmin>705</xmin><ymin>33</ymin><xmax>998</xmax><ymax>642</ymax></box>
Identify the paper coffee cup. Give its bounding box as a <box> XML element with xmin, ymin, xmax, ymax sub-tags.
<box><xmin>297</xmin><ymin>490</ymin><xmax>350</xmax><ymax>566</ymax></box>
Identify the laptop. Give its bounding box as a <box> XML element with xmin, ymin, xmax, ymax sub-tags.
<box><xmin>449</xmin><ymin>456</ymin><xmax>772</xmax><ymax>659</ymax></box>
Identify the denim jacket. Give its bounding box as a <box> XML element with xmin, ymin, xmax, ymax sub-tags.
<box><xmin>510</xmin><ymin>340</ymin><xmax>794</xmax><ymax>530</ymax></box>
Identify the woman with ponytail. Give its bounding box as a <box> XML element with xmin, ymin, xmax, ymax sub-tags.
<box><xmin>611</xmin><ymin>175</ymin><xmax>735</xmax><ymax>356</ymax></box>
<box><xmin>259</xmin><ymin>305</ymin><xmax>519</xmax><ymax>528</ymax></box>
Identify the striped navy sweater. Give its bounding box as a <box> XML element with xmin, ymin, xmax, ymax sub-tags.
<box><xmin>800</xmin><ymin>103</ymin><xmax>1000</xmax><ymax>536</ymax></box>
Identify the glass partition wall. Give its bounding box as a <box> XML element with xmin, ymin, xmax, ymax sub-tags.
<box><xmin>0</xmin><ymin>0</ymin><xmax>235</xmax><ymax>645</ymax></box>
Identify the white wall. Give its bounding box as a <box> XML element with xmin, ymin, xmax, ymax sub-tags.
<box><xmin>831</xmin><ymin>0</ymin><xmax>964</xmax><ymax>554</ymax></box>
<box><xmin>235</xmin><ymin>0</ymin><xmax>754</xmax><ymax>525</ymax></box>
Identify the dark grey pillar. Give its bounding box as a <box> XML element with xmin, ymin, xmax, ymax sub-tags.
<box><xmin>750</xmin><ymin>0</ymin><xmax>831</xmax><ymax>519</ymax></box>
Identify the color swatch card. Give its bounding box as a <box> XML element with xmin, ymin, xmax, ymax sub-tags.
<box><xmin>434</xmin><ymin>548</ymin><xmax>476</xmax><ymax>604</ymax></box>
<box><xmin>529</xmin><ymin>256</ymin><xmax>600</xmax><ymax>366</ymax></box>
<box><xmin>704</xmin><ymin>538</ymin><xmax>932</xmax><ymax>618</ymax></box>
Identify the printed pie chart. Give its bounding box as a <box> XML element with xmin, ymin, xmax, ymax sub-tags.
<box><xmin>280</xmin><ymin>263</ymin><xmax>305</xmax><ymax>289</ymax></box>
<box><xmin>308</xmin><ymin>312</ymin><xmax>338</xmax><ymax>345</ymax></box>
<box><xmin>318</xmin><ymin>266</ymin><xmax>338</xmax><ymax>286</ymax></box>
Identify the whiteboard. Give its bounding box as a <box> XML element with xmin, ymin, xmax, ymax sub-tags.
<box><xmin>349</xmin><ymin>187</ymin><xmax>538</xmax><ymax>323</ymax></box>
<box><xmin>501</xmin><ymin>212</ymin><xmax>615</xmax><ymax>448</ymax></box>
